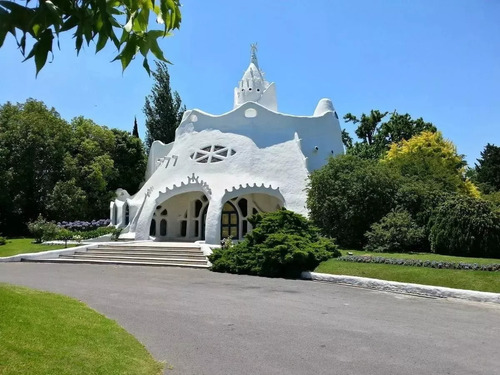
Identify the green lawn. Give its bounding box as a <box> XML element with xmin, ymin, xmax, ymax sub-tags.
<box><xmin>0</xmin><ymin>238</ymin><xmax>76</xmax><ymax>258</ymax></box>
<box><xmin>0</xmin><ymin>284</ymin><xmax>164</xmax><ymax>375</ymax></box>
<box><xmin>315</xmin><ymin>259</ymin><xmax>500</xmax><ymax>293</ymax></box>
<box><xmin>340</xmin><ymin>249</ymin><xmax>500</xmax><ymax>265</ymax></box>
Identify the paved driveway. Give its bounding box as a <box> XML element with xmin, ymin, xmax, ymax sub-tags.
<box><xmin>1</xmin><ymin>263</ymin><xmax>499</xmax><ymax>375</ymax></box>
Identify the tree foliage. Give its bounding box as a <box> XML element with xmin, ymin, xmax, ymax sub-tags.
<box><xmin>0</xmin><ymin>0</ymin><xmax>181</xmax><ymax>75</ymax></box>
<box><xmin>475</xmin><ymin>143</ymin><xmax>500</xmax><ymax>192</ymax></box>
<box><xmin>0</xmin><ymin>99</ymin><xmax>147</xmax><ymax>235</ymax></box>
<box><xmin>383</xmin><ymin>131</ymin><xmax>479</xmax><ymax>197</ymax></box>
<box><xmin>209</xmin><ymin>209</ymin><xmax>340</xmax><ymax>278</ymax></box>
<box><xmin>144</xmin><ymin>61</ymin><xmax>185</xmax><ymax>148</ymax></box>
<box><xmin>307</xmin><ymin>155</ymin><xmax>400</xmax><ymax>249</ymax></box>
<box><xmin>342</xmin><ymin>110</ymin><xmax>436</xmax><ymax>159</ymax></box>
<box><xmin>429</xmin><ymin>195</ymin><xmax>500</xmax><ymax>258</ymax></box>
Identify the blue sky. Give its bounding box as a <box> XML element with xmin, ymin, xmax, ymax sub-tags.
<box><xmin>0</xmin><ymin>0</ymin><xmax>498</xmax><ymax>165</ymax></box>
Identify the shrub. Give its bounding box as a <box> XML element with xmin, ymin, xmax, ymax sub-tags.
<box><xmin>0</xmin><ymin>236</ymin><xmax>6</xmax><ymax>246</ymax></box>
<box><xmin>27</xmin><ymin>215</ymin><xmax>60</xmax><ymax>243</ymax></box>
<box><xmin>209</xmin><ymin>209</ymin><xmax>341</xmax><ymax>278</ymax></box>
<box><xmin>364</xmin><ymin>210</ymin><xmax>426</xmax><ymax>253</ymax></box>
<box><xmin>429</xmin><ymin>195</ymin><xmax>500</xmax><ymax>258</ymax></box>
<box><xmin>111</xmin><ymin>227</ymin><xmax>123</xmax><ymax>241</ymax></box>
<box><xmin>307</xmin><ymin>155</ymin><xmax>399</xmax><ymax>249</ymax></box>
<box><xmin>56</xmin><ymin>229</ymin><xmax>74</xmax><ymax>248</ymax></box>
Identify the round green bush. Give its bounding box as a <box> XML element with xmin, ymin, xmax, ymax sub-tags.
<box><xmin>307</xmin><ymin>155</ymin><xmax>399</xmax><ymax>249</ymax></box>
<box><xmin>209</xmin><ymin>209</ymin><xmax>341</xmax><ymax>278</ymax></box>
<box><xmin>364</xmin><ymin>209</ymin><xmax>426</xmax><ymax>253</ymax></box>
<box><xmin>429</xmin><ymin>195</ymin><xmax>500</xmax><ymax>258</ymax></box>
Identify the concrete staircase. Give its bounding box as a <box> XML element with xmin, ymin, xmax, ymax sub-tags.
<box><xmin>23</xmin><ymin>242</ymin><xmax>210</xmax><ymax>268</ymax></box>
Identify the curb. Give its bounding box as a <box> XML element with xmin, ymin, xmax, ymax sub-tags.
<box><xmin>301</xmin><ymin>271</ymin><xmax>500</xmax><ymax>304</ymax></box>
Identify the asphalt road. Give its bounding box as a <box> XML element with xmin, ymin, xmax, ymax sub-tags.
<box><xmin>1</xmin><ymin>263</ymin><xmax>499</xmax><ymax>375</ymax></box>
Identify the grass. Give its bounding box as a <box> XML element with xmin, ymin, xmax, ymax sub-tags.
<box><xmin>0</xmin><ymin>283</ymin><xmax>164</xmax><ymax>375</ymax></box>
<box><xmin>339</xmin><ymin>249</ymin><xmax>500</xmax><ymax>265</ymax></box>
<box><xmin>315</xmin><ymin>259</ymin><xmax>500</xmax><ymax>293</ymax></box>
<box><xmin>0</xmin><ymin>238</ymin><xmax>76</xmax><ymax>258</ymax></box>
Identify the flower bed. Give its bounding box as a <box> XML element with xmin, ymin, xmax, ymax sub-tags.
<box><xmin>337</xmin><ymin>255</ymin><xmax>500</xmax><ymax>272</ymax></box>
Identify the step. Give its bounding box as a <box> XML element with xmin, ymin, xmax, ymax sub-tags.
<box><xmin>83</xmin><ymin>250</ymin><xmax>207</xmax><ymax>258</ymax></box>
<box><xmin>23</xmin><ymin>258</ymin><xmax>209</xmax><ymax>268</ymax></box>
<box><xmin>95</xmin><ymin>246</ymin><xmax>202</xmax><ymax>253</ymax></box>
<box><xmin>60</xmin><ymin>254</ymin><xmax>208</xmax><ymax>264</ymax></box>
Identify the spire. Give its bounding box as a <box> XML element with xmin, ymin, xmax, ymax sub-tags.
<box><xmin>250</xmin><ymin>42</ymin><xmax>259</xmax><ymax>68</ymax></box>
<box><xmin>233</xmin><ymin>44</ymin><xmax>277</xmax><ymax>111</ymax></box>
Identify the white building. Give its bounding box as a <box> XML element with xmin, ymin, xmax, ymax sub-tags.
<box><xmin>110</xmin><ymin>45</ymin><xmax>344</xmax><ymax>244</ymax></box>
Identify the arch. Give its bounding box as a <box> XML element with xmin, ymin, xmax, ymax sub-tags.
<box><xmin>143</xmin><ymin>190</ymin><xmax>209</xmax><ymax>242</ymax></box>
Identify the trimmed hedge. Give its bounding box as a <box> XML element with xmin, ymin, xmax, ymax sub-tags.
<box><xmin>337</xmin><ymin>255</ymin><xmax>500</xmax><ymax>272</ymax></box>
<box><xmin>209</xmin><ymin>209</ymin><xmax>341</xmax><ymax>278</ymax></box>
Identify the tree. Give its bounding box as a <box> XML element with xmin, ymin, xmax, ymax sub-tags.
<box><xmin>0</xmin><ymin>99</ymin><xmax>70</xmax><ymax>235</ymax></box>
<box><xmin>132</xmin><ymin>117</ymin><xmax>139</xmax><ymax>138</ymax></box>
<box><xmin>383</xmin><ymin>131</ymin><xmax>479</xmax><ymax>197</ymax></box>
<box><xmin>307</xmin><ymin>155</ymin><xmax>400</xmax><ymax>249</ymax></box>
<box><xmin>475</xmin><ymin>143</ymin><xmax>500</xmax><ymax>192</ymax></box>
<box><xmin>143</xmin><ymin>61</ymin><xmax>185</xmax><ymax>148</ymax></box>
<box><xmin>429</xmin><ymin>195</ymin><xmax>500</xmax><ymax>258</ymax></box>
<box><xmin>342</xmin><ymin>110</ymin><xmax>435</xmax><ymax>159</ymax></box>
<box><xmin>0</xmin><ymin>0</ymin><xmax>182</xmax><ymax>75</ymax></box>
<box><xmin>46</xmin><ymin>179</ymin><xmax>87</xmax><ymax>221</ymax></box>
<box><xmin>108</xmin><ymin>128</ymin><xmax>147</xmax><ymax>194</ymax></box>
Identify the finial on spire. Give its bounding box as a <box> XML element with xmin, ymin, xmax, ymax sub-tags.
<box><xmin>250</xmin><ymin>42</ymin><xmax>259</xmax><ymax>67</ymax></box>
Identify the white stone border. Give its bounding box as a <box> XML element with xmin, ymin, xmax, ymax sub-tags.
<box><xmin>302</xmin><ymin>271</ymin><xmax>500</xmax><ymax>304</ymax></box>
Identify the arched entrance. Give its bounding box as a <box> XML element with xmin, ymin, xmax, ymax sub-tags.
<box><xmin>153</xmin><ymin>191</ymin><xmax>209</xmax><ymax>241</ymax></box>
<box><xmin>220</xmin><ymin>192</ymin><xmax>283</xmax><ymax>240</ymax></box>
<box><xmin>221</xmin><ymin>201</ymin><xmax>239</xmax><ymax>239</ymax></box>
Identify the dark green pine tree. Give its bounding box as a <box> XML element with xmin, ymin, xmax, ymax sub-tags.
<box><xmin>143</xmin><ymin>62</ymin><xmax>185</xmax><ymax>149</ymax></box>
<box><xmin>132</xmin><ymin>116</ymin><xmax>139</xmax><ymax>138</ymax></box>
<box><xmin>476</xmin><ymin>143</ymin><xmax>500</xmax><ymax>192</ymax></box>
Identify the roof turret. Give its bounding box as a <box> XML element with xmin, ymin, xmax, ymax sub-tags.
<box><xmin>233</xmin><ymin>44</ymin><xmax>277</xmax><ymax>111</ymax></box>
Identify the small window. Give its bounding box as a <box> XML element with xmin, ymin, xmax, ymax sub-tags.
<box><xmin>249</xmin><ymin>87</ymin><xmax>252</xmax><ymax>91</ymax></box>
<box><xmin>161</xmin><ymin>209</ymin><xmax>168</xmax><ymax>216</ymax></box>
<box><xmin>181</xmin><ymin>221</ymin><xmax>187</xmax><ymax>237</ymax></box>
<box><xmin>194</xmin><ymin>220</ymin><xmax>199</xmax><ymax>237</ymax></box>
<box><xmin>201</xmin><ymin>146</ymin><xmax>211</xmax><ymax>152</ymax></box>
<box><xmin>253</xmin><ymin>208</ymin><xmax>258</xmax><ymax>215</ymax></box>
<box><xmin>214</xmin><ymin>145</ymin><xmax>224</xmax><ymax>151</ymax></box>
<box><xmin>198</xmin><ymin>156</ymin><xmax>209</xmax><ymax>163</ymax></box>
<box><xmin>211</xmin><ymin>156</ymin><xmax>223</xmax><ymax>163</ymax></box>
<box><xmin>257</xmin><ymin>88</ymin><xmax>260</xmax><ymax>92</ymax></box>
<box><xmin>231</xmin><ymin>150</ymin><xmax>236</xmax><ymax>156</ymax></box>
<box><xmin>242</xmin><ymin>220</ymin><xmax>248</xmax><ymax>236</ymax></box>
<box><xmin>156</xmin><ymin>205</ymin><xmax>162</xmax><ymax>210</ymax></box>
